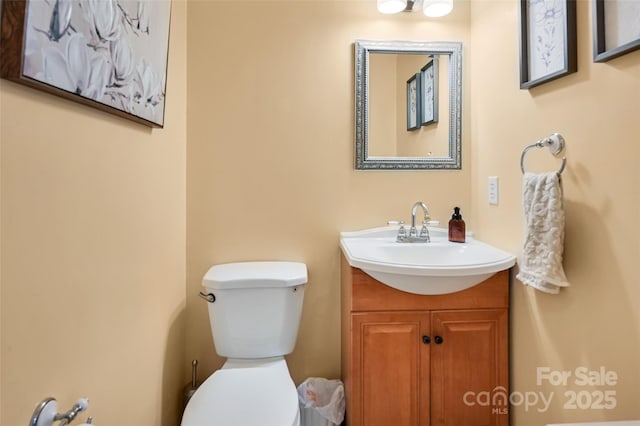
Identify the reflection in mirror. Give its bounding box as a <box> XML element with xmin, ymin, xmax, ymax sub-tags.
<box><xmin>355</xmin><ymin>40</ymin><xmax>463</xmax><ymax>170</ymax></box>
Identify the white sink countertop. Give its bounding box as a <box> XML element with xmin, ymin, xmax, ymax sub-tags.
<box><xmin>340</xmin><ymin>225</ymin><xmax>516</xmax><ymax>295</ymax></box>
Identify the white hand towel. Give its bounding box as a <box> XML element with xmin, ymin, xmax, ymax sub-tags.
<box><xmin>516</xmin><ymin>172</ymin><xmax>570</xmax><ymax>294</ymax></box>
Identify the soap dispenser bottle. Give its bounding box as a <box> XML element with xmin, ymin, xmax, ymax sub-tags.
<box><xmin>448</xmin><ymin>207</ymin><xmax>466</xmax><ymax>243</ymax></box>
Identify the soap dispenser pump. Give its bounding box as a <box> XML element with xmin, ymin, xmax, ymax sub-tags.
<box><xmin>448</xmin><ymin>207</ymin><xmax>466</xmax><ymax>243</ymax></box>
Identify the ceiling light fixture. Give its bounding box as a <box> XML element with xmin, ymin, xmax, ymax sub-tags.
<box><xmin>377</xmin><ymin>0</ymin><xmax>453</xmax><ymax>17</ymax></box>
<box><xmin>422</xmin><ymin>0</ymin><xmax>453</xmax><ymax>17</ymax></box>
<box><xmin>377</xmin><ymin>0</ymin><xmax>408</xmax><ymax>14</ymax></box>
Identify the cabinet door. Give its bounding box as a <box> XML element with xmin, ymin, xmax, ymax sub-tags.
<box><xmin>430</xmin><ymin>309</ymin><xmax>509</xmax><ymax>426</ymax></box>
<box><xmin>351</xmin><ymin>312</ymin><xmax>430</xmax><ymax>426</ymax></box>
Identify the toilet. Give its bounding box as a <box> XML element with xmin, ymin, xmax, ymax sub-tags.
<box><xmin>181</xmin><ymin>261</ymin><xmax>307</xmax><ymax>426</ymax></box>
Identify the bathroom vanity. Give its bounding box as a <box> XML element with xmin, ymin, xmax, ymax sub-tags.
<box><xmin>340</xmin><ymin>257</ymin><xmax>510</xmax><ymax>426</ymax></box>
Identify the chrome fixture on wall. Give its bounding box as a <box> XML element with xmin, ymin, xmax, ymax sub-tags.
<box><xmin>30</xmin><ymin>397</ymin><xmax>93</xmax><ymax>426</ymax></box>
<box><xmin>520</xmin><ymin>133</ymin><xmax>567</xmax><ymax>176</ymax></box>
<box><xmin>377</xmin><ymin>0</ymin><xmax>453</xmax><ymax>17</ymax></box>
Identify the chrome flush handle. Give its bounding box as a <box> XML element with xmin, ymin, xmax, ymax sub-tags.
<box><xmin>198</xmin><ymin>292</ymin><xmax>216</xmax><ymax>303</ymax></box>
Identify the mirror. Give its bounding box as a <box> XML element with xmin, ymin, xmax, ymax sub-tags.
<box><xmin>355</xmin><ymin>40</ymin><xmax>463</xmax><ymax>170</ymax></box>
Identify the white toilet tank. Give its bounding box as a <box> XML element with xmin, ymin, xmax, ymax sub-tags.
<box><xmin>202</xmin><ymin>261</ymin><xmax>307</xmax><ymax>359</ymax></box>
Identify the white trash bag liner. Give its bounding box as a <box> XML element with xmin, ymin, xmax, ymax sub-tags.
<box><xmin>297</xmin><ymin>377</ymin><xmax>345</xmax><ymax>426</ymax></box>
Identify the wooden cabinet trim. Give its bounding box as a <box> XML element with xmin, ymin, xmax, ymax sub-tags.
<box><xmin>342</xmin><ymin>255</ymin><xmax>510</xmax><ymax>312</ymax></box>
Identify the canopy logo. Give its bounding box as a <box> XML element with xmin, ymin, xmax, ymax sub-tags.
<box><xmin>462</xmin><ymin>366</ymin><xmax>618</xmax><ymax>413</ymax></box>
<box><xmin>462</xmin><ymin>386</ymin><xmax>552</xmax><ymax>414</ymax></box>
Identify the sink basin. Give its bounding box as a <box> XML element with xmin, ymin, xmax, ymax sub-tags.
<box><xmin>340</xmin><ymin>226</ymin><xmax>516</xmax><ymax>295</ymax></box>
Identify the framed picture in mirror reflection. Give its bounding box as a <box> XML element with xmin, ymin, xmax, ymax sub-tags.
<box><xmin>406</xmin><ymin>73</ymin><xmax>420</xmax><ymax>131</ymax></box>
<box><xmin>420</xmin><ymin>58</ymin><xmax>439</xmax><ymax>126</ymax></box>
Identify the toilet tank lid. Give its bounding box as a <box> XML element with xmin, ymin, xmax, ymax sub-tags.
<box><xmin>203</xmin><ymin>261</ymin><xmax>308</xmax><ymax>289</ymax></box>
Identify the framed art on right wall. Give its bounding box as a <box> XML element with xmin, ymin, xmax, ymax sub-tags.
<box><xmin>593</xmin><ymin>0</ymin><xmax>640</xmax><ymax>62</ymax></box>
<box><xmin>519</xmin><ymin>0</ymin><xmax>577</xmax><ymax>89</ymax></box>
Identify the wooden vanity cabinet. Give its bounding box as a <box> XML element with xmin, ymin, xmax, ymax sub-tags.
<box><xmin>341</xmin><ymin>256</ymin><xmax>510</xmax><ymax>426</ymax></box>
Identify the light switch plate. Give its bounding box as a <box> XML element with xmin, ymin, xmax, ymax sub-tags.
<box><xmin>488</xmin><ymin>176</ymin><xmax>499</xmax><ymax>205</ymax></box>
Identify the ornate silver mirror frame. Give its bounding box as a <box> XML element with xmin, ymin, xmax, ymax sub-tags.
<box><xmin>355</xmin><ymin>40</ymin><xmax>463</xmax><ymax>170</ymax></box>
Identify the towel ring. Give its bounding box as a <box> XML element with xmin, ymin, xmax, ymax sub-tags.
<box><xmin>520</xmin><ymin>133</ymin><xmax>567</xmax><ymax>175</ymax></box>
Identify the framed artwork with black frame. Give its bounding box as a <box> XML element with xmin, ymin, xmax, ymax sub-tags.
<box><xmin>420</xmin><ymin>57</ymin><xmax>438</xmax><ymax>126</ymax></box>
<box><xmin>406</xmin><ymin>73</ymin><xmax>420</xmax><ymax>131</ymax></box>
<box><xmin>593</xmin><ymin>0</ymin><xmax>640</xmax><ymax>62</ymax></box>
<box><xmin>519</xmin><ymin>0</ymin><xmax>577</xmax><ymax>89</ymax></box>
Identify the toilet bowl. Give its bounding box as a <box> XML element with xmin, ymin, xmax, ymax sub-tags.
<box><xmin>181</xmin><ymin>261</ymin><xmax>307</xmax><ymax>426</ymax></box>
<box><xmin>182</xmin><ymin>358</ymin><xmax>299</xmax><ymax>426</ymax></box>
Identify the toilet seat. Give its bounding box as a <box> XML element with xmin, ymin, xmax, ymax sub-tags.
<box><xmin>182</xmin><ymin>360</ymin><xmax>299</xmax><ymax>426</ymax></box>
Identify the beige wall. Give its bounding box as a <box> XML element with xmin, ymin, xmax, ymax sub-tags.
<box><xmin>470</xmin><ymin>1</ymin><xmax>640</xmax><ymax>425</ymax></box>
<box><xmin>186</xmin><ymin>0</ymin><xmax>472</xmax><ymax>384</ymax></box>
<box><xmin>2</xmin><ymin>1</ymin><xmax>638</xmax><ymax>426</ymax></box>
<box><xmin>187</xmin><ymin>1</ymin><xmax>639</xmax><ymax>425</ymax></box>
<box><xmin>0</xmin><ymin>2</ymin><xmax>187</xmax><ymax>426</ymax></box>
<box><xmin>369</xmin><ymin>53</ymin><xmax>398</xmax><ymax>157</ymax></box>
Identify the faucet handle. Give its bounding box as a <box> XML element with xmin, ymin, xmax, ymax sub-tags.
<box><xmin>397</xmin><ymin>223</ymin><xmax>407</xmax><ymax>238</ymax></box>
<box><xmin>419</xmin><ymin>222</ymin><xmax>431</xmax><ymax>243</ymax></box>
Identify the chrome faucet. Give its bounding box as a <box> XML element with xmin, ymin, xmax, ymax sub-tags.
<box><xmin>396</xmin><ymin>201</ymin><xmax>431</xmax><ymax>243</ymax></box>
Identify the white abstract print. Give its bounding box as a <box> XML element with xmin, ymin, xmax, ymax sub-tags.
<box><xmin>22</xmin><ymin>0</ymin><xmax>170</xmax><ymax>126</ymax></box>
<box><xmin>528</xmin><ymin>0</ymin><xmax>566</xmax><ymax>81</ymax></box>
<box><xmin>605</xmin><ymin>0</ymin><xmax>640</xmax><ymax>50</ymax></box>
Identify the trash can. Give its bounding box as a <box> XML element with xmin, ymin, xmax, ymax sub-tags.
<box><xmin>297</xmin><ymin>377</ymin><xmax>345</xmax><ymax>426</ymax></box>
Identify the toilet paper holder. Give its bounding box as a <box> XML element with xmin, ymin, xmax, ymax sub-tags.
<box><xmin>30</xmin><ymin>397</ymin><xmax>93</xmax><ymax>426</ymax></box>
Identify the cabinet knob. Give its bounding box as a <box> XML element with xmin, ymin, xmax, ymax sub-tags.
<box><xmin>434</xmin><ymin>335</ymin><xmax>444</xmax><ymax>344</ymax></box>
<box><xmin>422</xmin><ymin>335</ymin><xmax>430</xmax><ymax>344</ymax></box>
